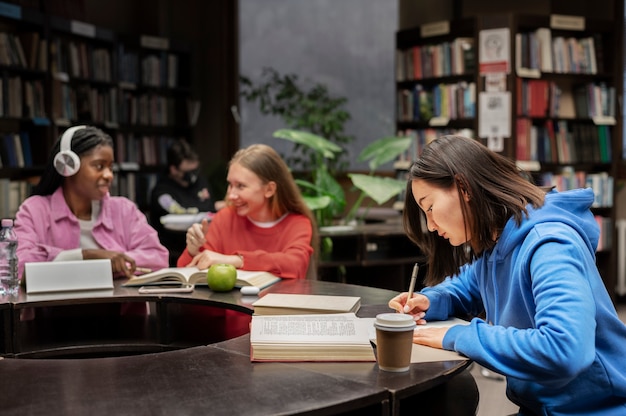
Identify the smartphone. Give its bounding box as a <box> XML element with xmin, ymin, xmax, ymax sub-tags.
<box><xmin>138</xmin><ymin>284</ymin><xmax>194</xmax><ymax>294</ymax></box>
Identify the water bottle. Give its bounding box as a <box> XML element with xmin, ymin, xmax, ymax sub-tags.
<box><xmin>0</xmin><ymin>218</ymin><xmax>19</xmax><ymax>296</ymax></box>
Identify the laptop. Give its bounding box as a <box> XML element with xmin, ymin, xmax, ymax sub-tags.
<box><xmin>25</xmin><ymin>259</ymin><xmax>114</xmax><ymax>294</ymax></box>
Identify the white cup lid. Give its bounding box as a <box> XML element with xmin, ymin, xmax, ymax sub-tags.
<box><xmin>374</xmin><ymin>313</ymin><xmax>416</xmax><ymax>330</ymax></box>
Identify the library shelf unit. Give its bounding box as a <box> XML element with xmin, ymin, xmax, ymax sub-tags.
<box><xmin>492</xmin><ymin>13</ymin><xmax>621</xmax><ymax>299</ymax></box>
<box><xmin>0</xmin><ymin>1</ymin><xmax>197</xmax><ymax>216</ymax></box>
<box><xmin>394</xmin><ymin>17</ymin><xmax>478</xmax><ymax>169</ymax></box>
<box><xmin>393</xmin><ymin>18</ymin><xmax>478</xmax><ymax>210</ymax></box>
<box><xmin>394</xmin><ymin>13</ymin><xmax>622</xmax><ymax>299</ymax></box>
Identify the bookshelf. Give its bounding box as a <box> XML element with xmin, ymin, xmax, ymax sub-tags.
<box><xmin>498</xmin><ymin>14</ymin><xmax>619</xmax><ymax>299</ymax></box>
<box><xmin>394</xmin><ymin>18</ymin><xmax>478</xmax><ymax>170</ymax></box>
<box><xmin>0</xmin><ymin>2</ymin><xmax>48</xmax><ymax>218</ymax></box>
<box><xmin>393</xmin><ymin>18</ymin><xmax>478</xmax><ymax>210</ymax></box>
<box><xmin>0</xmin><ymin>1</ymin><xmax>198</xmax><ymax>216</ymax></box>
<box><xmin>395</xmin><ymin>13</ymin><xmax>621</xmax><ymax>299</ymax></box>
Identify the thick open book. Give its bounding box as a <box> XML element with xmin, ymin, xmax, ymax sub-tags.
<box><xmin>122</xmin><ymin>267</ymin><xmax>281</xmax><ymax>289</ymax></box>
<box><xmin>250</xmin><ymin>313</ymin><xmax>376</xmax><ymax>362</ymax></box>
<box><xmin>251</xmin><ymin>293</ymin><xmax>361</xmax><ymax>315</ymax></box>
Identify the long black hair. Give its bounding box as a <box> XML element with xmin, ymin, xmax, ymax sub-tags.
<box><xmin>32</xmin><ymin>126</ymin><xmax>114</xmax><ymax>196</ymax></box>
<box><xmin>403</xmin><ymin>135</ymin><xmax>545</xmax><ymax>286</ymax></box>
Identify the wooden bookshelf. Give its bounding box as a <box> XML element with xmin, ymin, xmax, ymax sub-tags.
<box><xmin>394</xmin><ymin>12</ymin><xmax>623</xmax><ymax>299</ymax></box>
<box><xmin>0</xmin><ymin>1</ymin><xmax>198</xmax><ymax>215</ymax></box>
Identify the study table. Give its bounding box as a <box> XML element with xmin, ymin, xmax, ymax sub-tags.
<box><xmin>0</xmin><ymin>279</ymin><xmax>477</xmax><ymax>415</ymax></box>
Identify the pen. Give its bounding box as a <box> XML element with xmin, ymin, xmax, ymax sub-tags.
<box><xmin>136</xmin><ymin>267</ymin><xmax>152</xmax><ymax>273</ymax></box>
<box><xmin>405</xmin><ymin>263</ymin><xmax>419</xmax><ymax>313</ymax></box>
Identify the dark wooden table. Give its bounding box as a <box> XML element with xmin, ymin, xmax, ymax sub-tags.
<box><xmin>0</xmin><ymin>279</ymin><xmax>476</xmax><ymax>415</ymax></box>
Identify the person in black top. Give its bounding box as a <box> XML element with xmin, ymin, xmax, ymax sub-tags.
<box><xmin>150</xmin><ymin>139</ymin><xmax>222</xmax><ymax>264</ymax></box>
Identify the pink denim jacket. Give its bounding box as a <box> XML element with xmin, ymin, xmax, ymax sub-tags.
<box><xmin>14</xmin><ymin>187</ymin><xmax>169</xmax><ymax>278</ymax></box>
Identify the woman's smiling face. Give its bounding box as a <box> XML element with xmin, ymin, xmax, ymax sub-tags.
<box><xmin>226</xmin><ymin>162</ymin><xmax>276</xmax><ymax>222</ymax></box>
<box><xmin>67</xmin><ymin>144</ymin><xmax>115</xmax><ymax>201</ymax></box>
<box><xmin>412</xmin><ymin>178</ymin><xmax>471</xmax><ymax>246</ymax></box>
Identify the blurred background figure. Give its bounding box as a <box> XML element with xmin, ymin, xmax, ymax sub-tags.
<box><xmin>150</xmin><ymin>139</ymin><xmax>223</xmax><ymax>265</ymax></box>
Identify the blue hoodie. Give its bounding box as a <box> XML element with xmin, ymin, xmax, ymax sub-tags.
<box><xmin>421</xmin><ymin>188</ymin><xmax>626</xmax><ymax>415</ymax></box>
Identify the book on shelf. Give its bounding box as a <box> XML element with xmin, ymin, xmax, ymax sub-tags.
<box><xmin>249</xmin><ymin>313</ymin><xmax>376</xmax><ymax>362</ymax></box>
<box><xmin>122</xmin><ymin>267</ymin><xmax>281</xmax><ymax>289</ymax></box>
<box><xmin>251</xmin><ymin>293</ymin><xmax>361</xmax><ymax>316</ymax></box>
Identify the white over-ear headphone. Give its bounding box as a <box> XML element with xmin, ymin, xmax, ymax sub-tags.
<box><xmin>54</xmin><ymin>125</ymin><xmax>87</xmax><ymax>177</ymax></box>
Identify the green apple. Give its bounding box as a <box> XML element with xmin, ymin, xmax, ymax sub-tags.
<box><xmin>206</xmin><ymin>263</ymin><xmax>237</xmax><ymax>292</ymax></box>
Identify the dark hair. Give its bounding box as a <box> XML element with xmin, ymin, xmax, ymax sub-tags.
<box><xmin>32</xmin><ymin>126</ymin><xmax>114</xmax><ymax>196</ymax></box>
<box><xmin>167</xmin><ymin>139</ymin><xmax>198</xmax><ymax>168</ymax></box>
<box><xmin>403</xmin><ymin>135</ymin><xmax>545</xmax><ymax>286</ymax></box>
<box><xmin>229</xmin><ymin>144</ymin><xmax>319</xmax><ymax>263</ymax></box>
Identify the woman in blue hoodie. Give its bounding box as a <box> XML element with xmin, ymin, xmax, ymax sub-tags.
<box><xmin>389</xmin><ymin>135</ymin><xmax>626</xmax><ymax>415</ymax></box>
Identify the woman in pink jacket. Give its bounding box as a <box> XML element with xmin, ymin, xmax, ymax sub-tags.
<box><xmin>15</xmin><ymin>125</ymin><xmax>168</xmax><ymax>280</ymax></box>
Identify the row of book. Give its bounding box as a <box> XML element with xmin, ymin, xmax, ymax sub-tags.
<box><xmin>397</xmin><ymin>82</ymin><xmax>476</xmax><ymax>122</ymax></box>
<box><xmin>12</xmin><ymin>31</ymin><xmax>48</xmax><ymax>71</ymax></box>
<box><xmin>49</xmin><ymin>37</ymin><xmax>181</xmax><ymax>88</ymax></box>
<box><xmin>50</xmin><ymin>37</ymin><xmax>112</xmax><ymax>82</ymax></box>
<box><xmin>118</xmin><ymin>92</ymin><xmax>179</xmax><ymax>126</ymax></box>
<box><xmin>0</xmin><ymin>132</ymin><xmax>33</xmax><ymax>168</ymax></box>
<box><xmin>0</xmin><ymin>178</ymin><xmax>32</xmax><ymax>219</ymax></box>
<box><xmin>516</xmin><ymin>28</ymin><xmax>601</xmax><ymax>74</ymax></box>
<box><xmin>110</xmin><ymin>171</ymin><xmax>158</xmax><ymax>210</ymax></box>
<box><xmin>536</xmin><ymin>168</ymin><xmax>613</xmax><ymax>209</ymax></box>
<box><xmin>118</xmin><ymin>46</ymin><xmax>180</xmax><ymax>89</ymax></box>
<box><xmin>516</xmin><ymin>79</ymin><xmax>616</xmax><ymax>120</ymax></box>
<box><xmin>0</xmin><ymin>76</ymin><xmax>46</xmax><ymax>119</ymax></box>
<box><xmin>47</xmin><ymin>81</ymin><xmax>186</xmax><ymax>127</ymax></box>
<box><xmin>396</xmin><ymin>37</ymin><xmax>475</xmax><ymax>81</ymax></box>
<box><xmin>394</xmin><ymin>127</ymin><xmax>475</xmax><ymax>169</ymax></box>
<box><xmin>0</xmin><ymin>32</ymin><xmax>29</xmax><ymax>68</ymax></box>
<box><xmin>515</xmin><ymin>118</ymin><xmax>611</xmax><ymax>164</ymax></box>
<box><xmin>114</xmin><ymin>133</ymin><xmax>174</xmax><ymax>166</ymax></box>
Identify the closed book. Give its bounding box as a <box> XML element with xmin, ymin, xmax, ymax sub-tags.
<box><xmin>252</xmin><ymin>293</ymin><xmax>361</xmax><ymax>316</ymax></box>
<box><xmin>250</xmin><ymin>313</ymin><xmax>375</xmax><ymax>362</ymax></box>
<box><xmin>123</xmin><ymin>267</ymin><xmax>281</xmax><ymax>289</ymax></box>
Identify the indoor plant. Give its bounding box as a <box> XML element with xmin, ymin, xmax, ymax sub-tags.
<box><xmin>240</xmin><ymin>67</ymin><xmax>354</xmax><ymax>173</ymax></box>
<box><xmin>273</xmin><ymin>129</ymin><xmax>411</xmax><ymax>227</ymax></box>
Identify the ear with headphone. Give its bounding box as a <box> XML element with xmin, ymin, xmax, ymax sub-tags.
<box><xmin>54</xmin><ymin>125</ymin><xmax>87</xmax><ymax>177</ymax></box>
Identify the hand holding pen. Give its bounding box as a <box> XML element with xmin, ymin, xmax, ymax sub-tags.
<box><xmin>388</xmin><ymin>263</ymin><xmax>429</xmax><ymax>322</ymax></box>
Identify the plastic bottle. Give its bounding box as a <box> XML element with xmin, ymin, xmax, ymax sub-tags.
<box><xmin>0</xmin><ymin>218</ymin><xmax>19</xmax><ymax>296</ymax></box>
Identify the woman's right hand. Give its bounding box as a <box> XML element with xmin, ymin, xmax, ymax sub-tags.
<box><xmin>186</xmin><ymin>218</ymin><xmax>210</xmax><ymax>256</ymax></box>
<box><xmin>388</xmin><ymin>292</ymin><xmax>430</xmax><ymax>322</ymax></box>
<box><xmin>82</xmin><ymin>249</ymin><xmax>136</xmax><ymax>278</ymax></box>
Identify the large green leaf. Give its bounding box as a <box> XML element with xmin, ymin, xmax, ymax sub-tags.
<box><xmin>348</xmin><ymin>173</ymin><xmax>407</xmax><ymax>205</ymax></box>
<box><xmin>302</xmin><ymin>195</ymin><xmax>332</xmax><ymax>210</ymax></box>
<box><xmin>316</xmin><ymin>167</ymin><xmax>346</xmax><ymax>214</ymax></box>
<box><xmin>273</xmin><ymin>129</ymin><xmax>343</xmax><ymax>159</ymax></box>
<box><xmin>357</xmin><ymin>136</ymin><xmax>412</xmax><ymax>171</ymax></box>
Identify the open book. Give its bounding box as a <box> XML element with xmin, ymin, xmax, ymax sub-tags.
<box><xmin>251</xmin><ymin>293</ymin><xmax>361</xmax><ymax>315</ymax></box>
<box><xmin>122</xmin><ymin>267</ymin><xmax>281</xmax><ymax>289</ymax></box>
<box><xmin>250</xmin><ymin>313</ymin><xmax>376</xmax><ymax>362</ymax></box>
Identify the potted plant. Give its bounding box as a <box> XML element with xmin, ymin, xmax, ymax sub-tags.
<box><xmin>240</xmin><ymin>67</ymin><xmax>354</xmax><ymax>174</ymax></box>
<box><xmin>273</xmin><ymin>129</ymin><xmax>411</xmax><ymax>227</ymax></box>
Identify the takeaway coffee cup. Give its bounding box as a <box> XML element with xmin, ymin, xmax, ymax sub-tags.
<box><xmin>374</xmin><ymin>313</ymin><xmax>416</xmax><ymax>372</ymax></box>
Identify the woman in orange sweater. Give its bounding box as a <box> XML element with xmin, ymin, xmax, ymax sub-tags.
<box><xmin>177</xmin><ymin>143</ymin><xmax>317</xmax><ymax>278</ymax></box>
<box><xmin>176</xmin><ymin>144</ymin><xmax>317</xmax><ymax>339</ymax></box>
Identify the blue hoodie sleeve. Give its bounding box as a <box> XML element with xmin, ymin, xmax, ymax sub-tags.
<box><xmin>441</xmin><ymin>227</ymin><xmax>597</xmax><ymax>384</ymax></box>
<box><xmin>421</xmin><ymin>263</ymin><xmax>484</xmax><ymax>320</ymax></box>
